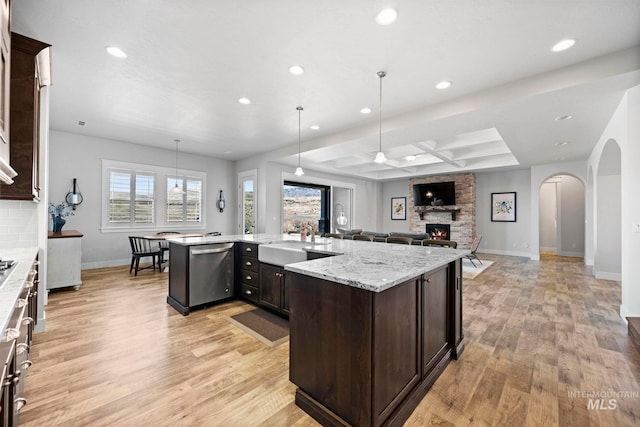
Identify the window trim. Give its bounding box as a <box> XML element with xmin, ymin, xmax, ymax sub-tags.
<box><xmin>101</xmin><ymin>159</ymin><xmax>206</xmax><ymax>233</ymax></box>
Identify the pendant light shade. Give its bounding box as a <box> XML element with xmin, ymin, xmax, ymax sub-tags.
<box><xmin>171</xmin><ymin>139</ymin><xmax>185</xmax><ymax>194</ymax></box>
<box><xmin>374</xmin><ymin>71</ymin><xmax>387</xmax><ymax>164</ymax></box>
<box><xmin>294</xmin><ymin>106</ymin><xmax>305</xmax><ymax>176</ymax></box>
<box><xmin>335</xmin><ymin>203</ymin><xmax>348</xmax><ymax>226</ymax></box>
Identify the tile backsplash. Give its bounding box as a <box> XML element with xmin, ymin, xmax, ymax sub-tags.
<box><xmin>0</xmin><ymin>200</ymin><xmax>39</xmax><ymax>249</ymax></box>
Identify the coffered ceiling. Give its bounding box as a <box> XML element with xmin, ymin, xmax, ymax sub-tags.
<box><xmin>12</xmin><ymin>0</ymin><xmax>640</xmax><ymax>181</ymax></box>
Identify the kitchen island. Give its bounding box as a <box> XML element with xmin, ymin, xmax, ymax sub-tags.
<box><xmin>168</xmin><ymin>234</ymin><xmax>467</xmax><ymax>426</ymax></box>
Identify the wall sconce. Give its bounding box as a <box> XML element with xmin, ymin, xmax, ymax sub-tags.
<box><xmin>335</xmin><ymin>203</ymin><xmax>348</xmax><ymax>226</ymax></box>
<box><xmin>216</xmin><ymin>190</ymin><xmax>225</xmax><ymax>213</ymax></box>
<box><xmin>65</xmin><ymin>178</ymin><xmax>83</xmax><ymax>210</ymax></box>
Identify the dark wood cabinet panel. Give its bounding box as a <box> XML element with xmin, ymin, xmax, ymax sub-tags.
<box><xmin>422</xmin><ymin>267</ymin><xmax>449</xmax><ymax>375</ymax></box>
<box><xmin>450</xmin><ymin>258</ymin><xmax>464</xmax><ymax>358</ymax></box>
<box><xmin>258</xmin><ymin>263</ymin><xmax>281</xmax><ymax>311</ymax></box>
<box><xmin>234</xmin><ymin>243</ymin><xmax>259</xmax><ymax>304</ymax></box>
<box><xmin>0</xmin><ymin>33</ymin><xmax>50</xmax><ymax>201</ymax></box>
<box><xmin>373</xmin><ymin>278</ymin><xmax>421</xmax><ymax>425</ymax></box>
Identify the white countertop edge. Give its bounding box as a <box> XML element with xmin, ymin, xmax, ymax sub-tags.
<box><xmin>0</xmin><ymin>247</ymin><xmax>38</xmax><ymax>337</ymax></box>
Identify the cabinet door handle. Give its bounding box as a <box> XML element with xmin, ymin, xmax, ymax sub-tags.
<box><xmin>245</xmin><ymin>261</ymin><xmax>252</xmax><ymax>266</ymax></box>
<box><xmin>426</xmin><ymin>278</ymin><xmax>431</xmax><ymax>283</ymax></box>
<box><xmin>15</xmin><ymin>397</ymin><xmax>27</xmax><ymax>412</ymax></box>
<box><xmin>22</xmin><ymin>317</ymin><xmax>34</xmax><ymax>325</ymax></box>
<box><xmin>245</xmin><ymin>247</ymin><xmax>252</xmax><ymax>252</ymax></box>
<box><xmin>245</xmin><ymin>289</ymin><xmax>253</xmax><ymax>295</ymax></box>
<box><xmin>21</xmin><ymin>360</ymin><xmax>32</xmax><ymax>370</ymax></box>
<box><xmin>245</xmin><ymin>275</ymin><xmax>252</xmax><ymax>281</ymax></box>
<box><xmin>16</xmin><ymin>343</ymin><xmax>29</xmax><ymax>355</ymax></box>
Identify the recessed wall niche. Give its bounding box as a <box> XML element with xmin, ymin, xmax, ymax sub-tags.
<box><xmin>409</xmin><ymin>173</ymin><xmax>476</xmax><ymax>249</ymax></box>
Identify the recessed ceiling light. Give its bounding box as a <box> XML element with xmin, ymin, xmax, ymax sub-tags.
<box><xmin>551</xmin><ymin>39</ymin><xmax>576</xmax><ymax>52</ymax></box>
<box><xmin>555</xmin><ymin>141</ymin><xmax>569</xmax><ymax>146</ymax></box>
<box><xmin>555</xmin><ymin>114</ymin><xmax>573</xmax><ymax>121</ymax></box>
<box><xmin>106</xmin><ymin>46</ymin><xmax>127</xmax><ymax>58</ymax></box>
<box><xmin>310</xmin><ymin>125</ymin><xmax>319</xmax><ymax>130</ymax></box>
<box><xmin>238</xmin><ymin>97</ymin><xmax>251</xmax><ymax>105</ymax></box>
<box><xmin>288</xmin><ymin>65</ymin><xmax>305</xmax><ymax>75</ymax></box>
<box><xmin>376</xmin><ymin>8</ymin><xmax>398</xmax><ymax>25</ymax></box>
<box><xmin>556</xmin><ymin>157</ymin><xmax>566</xmax><ymax>161</ymax></box>
<box><xmin>77</xmin><ymin>120</ymin><xmax>86</xmax><ymax>126</ymax></box>
<box><xmin>435</xmin><ymin>81</ymin><xmax>451</xmax><ymax>90</ymax></box>
<box><xmin>360</xmin><ymin>107</ymin><xmax>372</xmax><ymax>114</ymax></box>
<box><xmin>405</xmin><ymin>155</ymin><xmax>417</xmax><ymax>161</ymax></box>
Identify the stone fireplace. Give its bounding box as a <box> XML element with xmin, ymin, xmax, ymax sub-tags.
<box><xmin>426</xmin><ymin>224</ymin><xmax>451</xmax><ymax>240</ymax></box>
<box><xmin>408</xmin><ymin>173</ymin><xmax>476</xmax><ymax>249</ymax></box>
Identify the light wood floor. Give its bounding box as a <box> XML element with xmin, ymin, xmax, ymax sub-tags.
<box><xmin>20</xmin><ymin>254</ymin><xmax>640</xmax><ymax>426</ymax></box>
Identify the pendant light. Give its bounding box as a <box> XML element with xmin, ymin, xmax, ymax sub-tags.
<box><xmin>294</xmin><ymin>106</ymin><xmax>305</xmax><ymax>176</ymax></box>
<box><xmin>335</xmin><ymin>203</ymin><xmax>348</xmax><ymax>226</ymax></box>
<box><xmin>171</xmin><ymin>139</ymin><xmax>184</xmax><ymax>194</ymax></box>
<box><xmin>374</xmin><ymin>71</ymin><xmax>387</xmax><ymax>164</ymax></box>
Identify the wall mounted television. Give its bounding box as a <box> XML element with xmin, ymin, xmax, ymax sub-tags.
<box><xmin>413</xmin><ymin>181</ymin><xmax>456</xmax><ymax>206</ymax></box>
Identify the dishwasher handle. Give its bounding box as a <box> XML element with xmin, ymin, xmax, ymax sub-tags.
<box><xmin>191</xmin><ymin>246</ymin><xmax>232</xmax><ymax>255</ymax></box>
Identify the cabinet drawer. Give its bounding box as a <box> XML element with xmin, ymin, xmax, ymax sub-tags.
<box><xmin>237</xmin><ymin>242</ymin><xmax>258</xmax><ymax>258</ymax></box>
<box><xmin>239</xmin><ymin>257</ymin><xmax>259</xmax><ymax>272</ymax></box>
<box><xmin>240</xmin><ymin>283</ymin><xmax>259</xmax><ymax>304</ymax></box>
<box><xmin>240</xmin><ymin>269</ymin><xmax>259</xmax><ymax>286</ymax></box>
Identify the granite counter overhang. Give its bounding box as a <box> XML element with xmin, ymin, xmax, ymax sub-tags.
<box><xmin>169</xmin><ymin>234</ymin><xmax>469</xmax><ymax>293</ymax></box>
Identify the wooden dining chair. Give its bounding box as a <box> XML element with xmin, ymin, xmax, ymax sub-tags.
<box><xmin>129</xmin><ymin>236</ymin><xmax>162</xmax><ymax>276</ymax></box>
<box><xmin>352</xmin><ymin>234</ymin><xmax>374</xmax><ymax>242</ymax></box>
<box><xmin>422</xmin><ymin>239</ymin><xmax>458</xmax><ymax>249</ymax></box>
<box><xmin>324</xmin><ymin>233</ymin><xmax>344</xmax><ymax>239</ymax></box>
<box><xmin>155</xmin><ymin>231</ymin><xmax>180</xmax><ymax>265</ymax></box>
<box><xmin>385</xmin><ymin>236</ymin><xmax>413</xmax><ymax>245</ymax></box>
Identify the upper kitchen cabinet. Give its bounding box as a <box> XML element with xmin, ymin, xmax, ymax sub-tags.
<box><xmin>0</xmin><ymin>0</ymin><xmax>16</xmax><ymax>184</ymax></box>
<box><xmin>0</xmin><ymin>33</ymin><xmax>51</xmax><ymax>201</ymax></box>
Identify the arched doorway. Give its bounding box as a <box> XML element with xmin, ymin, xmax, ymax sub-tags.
<box><xmin>539</xmin><ymin>174</ymin><xmax>585</xmax><ymax>257</ymax></box>
<box><xmin>594</xmin><ymin>140</ymin><xmax>622</xmax><ymax>280</ymax></box>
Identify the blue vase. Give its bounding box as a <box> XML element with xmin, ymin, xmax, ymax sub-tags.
<box><xmin>52</xmin><ymin>215</ymin><xmax>66</xmax><ymax>233</ymax></box>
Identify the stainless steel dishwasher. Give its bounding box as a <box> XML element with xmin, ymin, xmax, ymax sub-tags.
<box><xmin>188</xmin><ymin>242</ymin><xmax>235</xmax><ymax>306</ymax></box>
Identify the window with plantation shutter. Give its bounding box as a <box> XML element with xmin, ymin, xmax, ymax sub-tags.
<box><xmin>167</xmin><ymin>177</ymin><xmax>202</xmax><ymax>223</ymax></box>
<box><xmin>107</xmin><ymin>170</ymin><xmax>155</xmax><ymax>225</ymax></box>
<box><xmin>102</xmin><ymin>160</ymin><xmax>206</xmax><ymax>232</ymax></box>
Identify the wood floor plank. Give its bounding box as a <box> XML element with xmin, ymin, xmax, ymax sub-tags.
<box><xmin>18</xmin><ymin>255</ymin><xmax>640</xmax><ymax>426</ymax></box>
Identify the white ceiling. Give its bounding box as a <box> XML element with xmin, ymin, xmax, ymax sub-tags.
<box><xmin>12</xmin><ymin>0</ymin><xmax>640</xmax><ymax>181</ymax></box>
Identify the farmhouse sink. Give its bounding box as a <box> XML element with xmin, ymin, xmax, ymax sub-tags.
<box><xmin>258</xmin><ymin>240</ymin><xmax>329</xmax><ymax>267</ymax></box>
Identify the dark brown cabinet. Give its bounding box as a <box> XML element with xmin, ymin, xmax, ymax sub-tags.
<box><xmin>289</xmin><ymin>260</ymin><xmax>462</xmax><ymax>427</ymax></box>
<box><xmin>258</xmin><ymin>263</ymin><xmax>290</xmax><ymax>316</ymax></box>
<box><xmin>450</xmin><ymin>258</ymin><xmax>464</xmax><ymax>358</ymax></box>
<box><xmin>0</xmin><ymin>0</ymin><xmax>11</xmax><ymax>180</ymax></box>
<box><xmin>235</xmin><ymin>242</ymin><xmax>259</xmax><ymax>304</ymax></box>
<box><xmin>422</xmin><ymin>267</ymin><xmax>450</xmax><ymax>376</ymax></box>
<box><xmin>0</xmin><ymin>33</ymin><xmax>50</xmax><ymax>201</ymax></box>
<box><xmin>259</xmin><ymin>263</ymin><xmax>282</xmax><ymax>311</ymax></box>
<box><xmin>0</xmin><ymin>257</ymin><xmax>37</xmax><ymax>426</ymax></box>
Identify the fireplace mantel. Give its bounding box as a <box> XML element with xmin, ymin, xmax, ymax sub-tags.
<box><xmin>415</xmin><ymin>206</ymin><xmax>461</xmax><ymax>221</ymax></box>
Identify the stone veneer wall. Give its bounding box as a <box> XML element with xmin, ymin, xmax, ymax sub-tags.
<box><xmin>408</xmin><ymin>173</ymin><xmax>475</xmax><ymax>249</ymax></box>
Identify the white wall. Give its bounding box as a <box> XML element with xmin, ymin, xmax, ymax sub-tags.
<box><xmin>529</xmin><ymin>161</ymin><xmax>587</xmax><ymax>261</ymax></box>
<box><xmin>475</xmin><ymin>169</ymin><xmax>532</xmax><ymax>256</ymax></box>
<box><xmin>595</xmin><ymin>174</ymin><xmax>621</xmax><ymax>277</ymax></box>
<box><xmin>380</xmin><ymin>179</ymin><xmax>411</xmax><ymax>233</ymax></box>
<box><xmin>558</xmin><ymin>175</ymin><xmax>585</xmax><ymax>257</ymax></box>
<box><xmin>539</xmin><ymin>182</ymin><xmax>557</xmax><ymax>252</ymax></box>
<box><xmin>49</xmin><ymin>130</ymin><xmax>236</xmax><ymax>268</ymax></box>
<box><xmin>589</xmin><ymin>84</ymin><xmax>640</xmax><ymax>319</ymax></box>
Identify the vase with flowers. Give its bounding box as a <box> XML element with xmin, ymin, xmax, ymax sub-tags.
<box><xmin>48</xmin><ymin>202</ymin><xmax>74</xmax><ymax>233</ymax></box>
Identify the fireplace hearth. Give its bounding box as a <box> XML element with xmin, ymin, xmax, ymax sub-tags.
<box><xmin>426</xmin><ymin>223</ymin><xmax>451</xmax><ymax>240</ymax></box>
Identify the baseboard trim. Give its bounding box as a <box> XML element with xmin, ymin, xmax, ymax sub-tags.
<box><xmin>595</xmin><ymin>271</ymin><xmax>621</xmax><ymax>281</ymax></box>
<box><xmin>476</xmin><ymin>248</ymin><xmax>532</xmax><ymax>258</ymax></box>
<box><xmin>557</xmin><ymin>251</ymin><xmax>585</xmax><ymax>257</ymax></box>
<box><xmin>82</xmin><ymin>259</ymin><xmax>130</xmax><ymax>270</ymax></box>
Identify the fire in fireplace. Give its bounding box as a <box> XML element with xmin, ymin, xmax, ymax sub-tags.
<box><xmin>426</xmin><ymin>223</ymin><xmax>451</xmax><ymax>240</ymax></box>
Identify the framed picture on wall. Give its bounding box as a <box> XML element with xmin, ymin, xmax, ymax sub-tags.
<box><xmin>391</xmin><ymin>197</ymin><xmax>406</xmax><ymax>220</ymax></box>
<box><xmin>491</xmin><ymin>192</ymin><xmax>516</xmax><ymax>222</ymax></box>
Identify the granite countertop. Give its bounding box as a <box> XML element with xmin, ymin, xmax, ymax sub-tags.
<box><xmin>169</xmin><ymin>234</ymin><xmax>469</xmax><ymax>293</ymax></box>
<box><xmin>0</xmin><ymin>247</ymin><xmax>38</xmax><ymax>338</ymax></box>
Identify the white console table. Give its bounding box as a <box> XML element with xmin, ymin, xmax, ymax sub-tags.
<box><xmin>47</xmin><ymin>230</ymin><xmax>83</xmax><ymax>290</ymax></box>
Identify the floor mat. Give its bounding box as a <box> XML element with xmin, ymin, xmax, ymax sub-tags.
<box><xmin>227</xmin><ymin>308</ymin><xmax>289</xmax><ymax>347</ymax></box>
